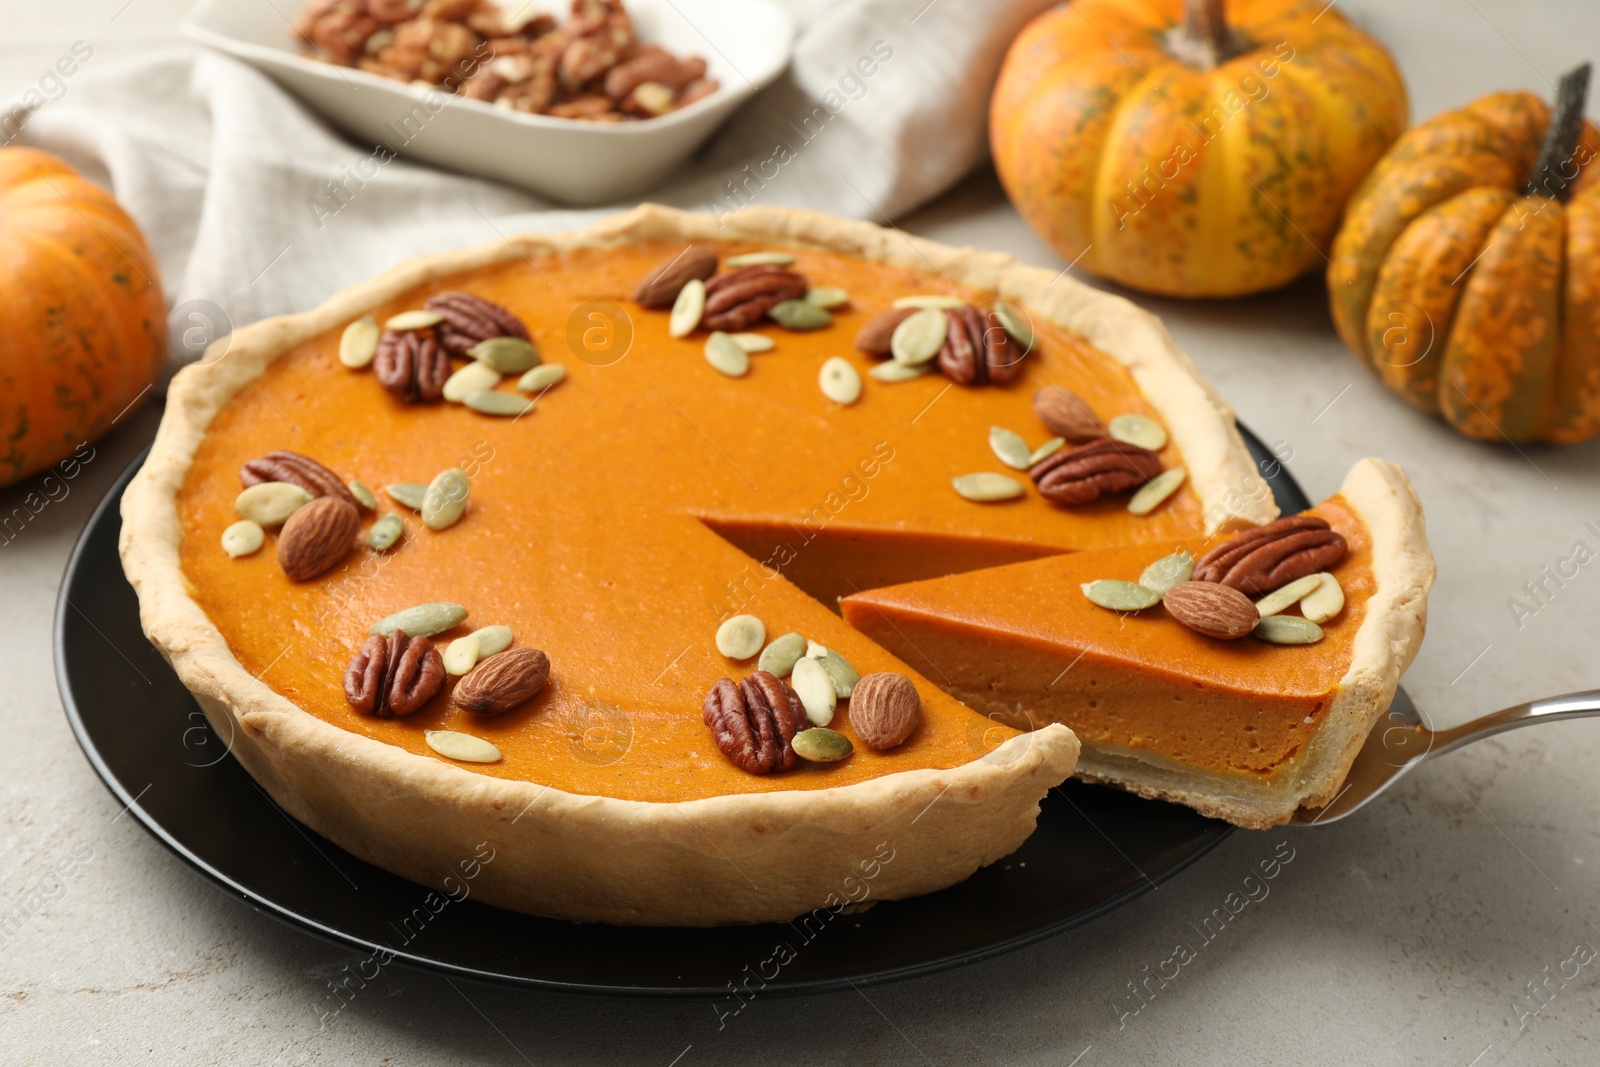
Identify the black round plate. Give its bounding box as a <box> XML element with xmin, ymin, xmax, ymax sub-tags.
<box><xmin>56</xmin><ymin>426</ymin><xmax>1307</xmax><ymax>997</ymax></box>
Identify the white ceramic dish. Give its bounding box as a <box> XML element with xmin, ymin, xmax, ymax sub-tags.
<box><xmin>181</xmin><ymin>0</ymin><xmax>794</xmax><ymax>205</ymax></box>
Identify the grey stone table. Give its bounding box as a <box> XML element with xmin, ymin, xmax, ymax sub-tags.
<box><xmin>4</xmin><ymin>2</ymin><xmax>1600</xmax><ymax>1064</ymax></box>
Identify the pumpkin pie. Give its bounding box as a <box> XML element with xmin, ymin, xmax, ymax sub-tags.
<box><xmin>123</xmin><ymin>204</ymin><xmax>1368</xmax><ymax>926</ymax></box>
<box><xmin>841</xmin><ymin>459</ymin><xmax>1433</xmax><ymax>828</ymax></box>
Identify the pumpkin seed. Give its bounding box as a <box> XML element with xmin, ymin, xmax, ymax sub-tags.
<box><xmin>1299</xmin><ymin>573</ymin><xmax>1345</xmax><ymax>624</ymax></box>
<box><xmin>790</xmin><ymin>655</ymin><xmax>837</xmax><ymax>727</ymax></box>
<box><xmin>1128</xmin><ymin>466</ymin><xmax>1187</xmax><ymax>516</ymax></box>
<box><xmin>470</xmin><ymin>625</ymin><xmax>514</xmax><ymax>657</ymax></box>
<box><xmin>808</xmin><ymin>646</ymin><xmax>859</xmax><ymax>698</ymax></box>
<box><xmin>715</xmin><ymin>614</ymin><xmax>765</xmax><ymax>660</ymax></box>
<box><xmin>1254</xmin><ymin>573</ymin><xmax>1326</xmax><ymax>618</ymax></box>
<box><xmin>339</xmin><ymin>315</ymin><xmax>380</xmax><ymax>368</ymax></box>
<box><xmin>725</xmin><ymin>251</ymin><xmax>795</xmax><ymax>267</ymax></box>
<box><xmin>368</xmin><ymin>514</ymin><xmax>404</xmax><ymax>551</ymax></box>
<box><xmin>989</xmin><ymin>426</ymin><xmax>1033</xmax><ymax>471</ymax></box>
<box><xmin>952</xmin><ymin>472</ymin><xmax>1025</xmax><ymax>502</ymax></box>
<box><xmin>792</xmin><ymin>727</ymin><xmax>853</xmax><ymax>763</ymax></box>
<box><xmin>704</xmin><ymin>332</ymin><xmax>750</xmax><ymax>377</ymax></box>
<box><xmin>234</xmin><ymin>482</ymin><xmax>312</xmax><ymax>527</ymax></box>
<box><xmin>221</xmin><ymin>519</ymin><xmax>264</xmax><ymax>558</ymax></box>
<box><xmin>424</xmin><ymin>729</ymin><xmax>502</xmax><ymax>763</ymax></box>
<box><xmin>443</xmin><ymin>634</ymin><xmax>481</xmax><ymax>676</ymax></box>
<box><xmin>819</xmin><ymin>357</ymin><xmax>862</xmax><ymax>405</ymax></box>
<box><xmin>1029</xmin><ymin>436</ymin><xmax>1066</xmax><ymax>465</ymax></box>
<box><xmin>868</xmin><ymin>360</ymin><xmax>931</xmax><ymax>382</ymax></box>
<box><xmin>1253</xmin><ymin>615</ymin><xmax>1324</xmax><ymax>645</ymax></box>
<box><xmin>1108</xmin><ymin>413</ymin><xmax>1168</xmax><ymax>451</ymax></box>
<box><xmin>728</xmin><ymin>332</ymin><xmax>774</xmax><ymax>353</ymax></box>
<box><xmin>669</xmin><ymin>278</ymin><xmax>705</xmax><ymax>338</ymax></box>
<box><xmin>768</xmin><ymin>299</ymin><xmax>831</xmax><ymax>331</ymax></box>
<box><xmin>1138</xmin><ymin>551</ymin><xmax>1194</xmax><ymax>596</ymax></box>
<box><xmin>891</xmin><ymin>307</ymin><xmax>947</xmax><ymax>366</ymax></box>
<box><xmin>370</xmin><ymin>602</ymin><xmax>468</xmax><ymax>637</ymax></box>
<box><xmin>464</xmin><ymin>390</ymin><xmax>534</xmax><ymax>417</ymax></box>
<box><xmin>1081</xmin><ymin>579</ymin><xmax>1162</xmax><ymax>612</ymax></box>
<box><xmin>805</xmin><ymin>287</ymin><xmax>850</xmax><ymax>309</ymax></box>
<box><xmin>517</xmin><ymin>364</ymin><xmax>566</xmax><ymax>393</ymax></box>
<box><xmin>469</xmin><ymin>336</ymin><xmax>540</xmax><ymax>374</ymax></box>
<box><xmin>421</xmin><ymin>467</ymin><xmax>470</xmax><ymax>530</ymax></box>
<box><xmin>347</xmin><ymin>479</ymin><xmax>377</xmax><ymax>510</ymax></box>
<box><xmin>992</xmin><ymin>299</ymin><xmax>1035</xmax><ymax>352</ymax></box>
<box><xmin>385</xmin><ymin>309</ymin><xmax>443</xmax><ymax>331</ymax></box>
<box><xmin>442</xmin><ymin>361</ymin><xmax>502</xmax><ymax>403</ymax></box>
<box><xmin>385</xmin><ymin>483</ymin><xmax>428</xmax><ymax>510</ymax></box>
<box><xmin>758</xmin><ymin>631</ymin><xmax>807</xmax><ymax>677</ymax></box>
<box><xmin>893</xmin><ymin>294</ymin><xmax>965</xmax><ymax>310</ymax></box>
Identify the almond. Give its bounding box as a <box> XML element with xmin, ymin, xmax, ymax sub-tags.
<box><xmin>1033</xmin><ymin>386</ymin><xmax>1106</xmax><ymax>443</ymax></box>
<box><xmin>276</xmin><ymin>496</ymin><xmax>359</xmax><ymax>581</ymax></box>
<box><xmin>453</xmin><ymin>647</ymin><xmax>550</xmax><ymax>715</ymax></box>
<box><xmin>848</xmin><ymin>672</ymin><xmax>921</xmax><ymax>751</ymax></box>
<box><xmin>634</xmin><ymin>245</ymin><xmax>718</xmax><ymax>308</ymax></box>
<box><xmin>854</xmin><ymin>307</ymin><xmax>916</xmax><ymax>356</ymax></box>
<box><xmin>1163</xmin><ymin>581</ymin><xmax>1258</xmax><ymax>640</ymax></box>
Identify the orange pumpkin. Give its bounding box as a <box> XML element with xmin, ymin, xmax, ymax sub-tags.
<box><xmin>990</xmin><ymin>0</ymin><xmax>1408</xmax><ymax>298</ymax></box>
<box><xmin>1329</xmin><ymin>65</ymin><xmax>1600</xmax><ymax>444</ymax></box>
<box><xmin>0</xmin><ymin>147</ymin><xmax>165</xmax><ymax>487</ymax></box>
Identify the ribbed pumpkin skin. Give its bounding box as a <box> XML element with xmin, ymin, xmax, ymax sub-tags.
<box><xmin>990</xmin><ymin>0</ymin><xmax>1408</xmax><ymax>298</ymax></box>
<box><xmin>1329</xmin><ymin>93</ymin><xmax>1600</xmax><ymax>444</ymax></box>
<box><xmin>0</xmin><ymin>148</ymin><xmax>165</xmax><ymax>486</ymax></box>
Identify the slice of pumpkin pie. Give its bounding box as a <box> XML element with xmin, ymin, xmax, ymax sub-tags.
<box><xmin>842</xmin><ymin>459</ymin><xmax>1433</xmax><ymax>828</ymax></box>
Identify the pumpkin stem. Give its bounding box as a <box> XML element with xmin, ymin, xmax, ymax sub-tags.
<box><xmin>1526</xmin><ymin>62</ymin><xmax>1592</xmax><ymax>203</ymax></box>
<box><xmin>1168</xmin><ymin>0</ymin><xmax>1249</xmax><ymax>70</ymax></box>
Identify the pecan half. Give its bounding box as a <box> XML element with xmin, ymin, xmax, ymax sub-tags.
<box><xmin>633</xmin><ymin>244</ymin><xmax>718</xmax><ymax>308</ymax></box>
<box><xmin>343</xmin><ymin>632</ymin><xmax>445</xmax><ymax>717</ymax></box>
<box><xmin>701</xmin><ymin>266</ymin><xmax>808</xmax><ymax>332</ymax></box>
<box><xmin>239</xmin><ymin>450</ymin><xmax>356</xmax><ymax>507</ymax></box>
<box><xmin>1193</xmin><ymin>516</ymin><xmax>1349</xmax><ymax>595</ymax></box>
<box><xmin>374</xmin><ymin>329</ymin><xmax>450</xmax><ymax>403</ymax></box>
<box><xmin>936</xmin><ymin>305</ymin><xmax>1024</xmax><ymax>386</ymax></box>
<box><xmin>937</xmin><ymin>305</ymin><xmax>986</xmax><ymax>384</ymax></box>
<box><xmin>423</xmin><ymin>291</ymin><xmax>530</xmax><ymax>358</ymax></box>
<box><xmin>1029</xmin><ymin>438</ymin><xmax>1164</xmax><ymax>505</ymax></box>
<box><xmin>702</xmin><ymin>670</ymin><xmax>805</xmax><ymax>775</ymax></box>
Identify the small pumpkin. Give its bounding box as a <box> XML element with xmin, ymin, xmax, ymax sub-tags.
<box><xmin>990</xmin><ymin>0</ymin><xmax>1408</xmax><ymax>298</ymax></box>
<box><xmin>1329</xmin><ymin>64</ymin><xmax>1600</xmax><ymax>444</ymax></box>
<box><xmin>0</xmin><ymin>147</ymin><xmax>165</xmax><ymax>487</ymax></box>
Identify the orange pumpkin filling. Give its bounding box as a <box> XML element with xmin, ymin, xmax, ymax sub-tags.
<box><xmin>175</xmin><ymin>242</ymin><xmax>1338</xmax><ymax>802</ymax></box>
